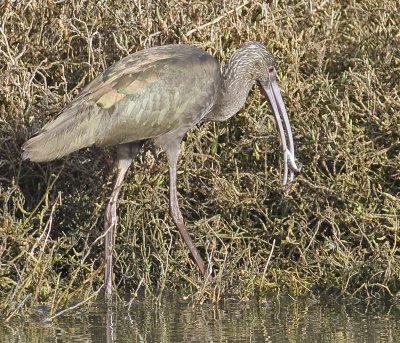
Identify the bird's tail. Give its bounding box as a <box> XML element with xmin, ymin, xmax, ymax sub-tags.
<box><xmin>22</xmin><ymin>100</ymin><xmax>102</xmax><ymax>162</ymax></box>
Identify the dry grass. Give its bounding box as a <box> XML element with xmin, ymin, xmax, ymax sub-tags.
<box><xmin>0</xmin><ymin>0</ymin><xmax>399</xmax><ymax>317</ymax></box>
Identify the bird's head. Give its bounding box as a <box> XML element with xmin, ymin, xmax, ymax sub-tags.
<box><xmin>238</xmin><ymin>41</ymin><xmax>277</xmax><ymax>86</ymax></box>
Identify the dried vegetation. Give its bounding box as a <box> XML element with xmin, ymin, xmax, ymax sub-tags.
<box><xmin>0</xmin><ymin>0</ymin><xmax>399</xmax><ymax>317</ymax></box>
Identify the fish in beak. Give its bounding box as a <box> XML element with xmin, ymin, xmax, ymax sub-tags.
<box><xmin>260</xmin><ymin>79</ymin><xmax>301</xmax><ymax>185</ymax></box>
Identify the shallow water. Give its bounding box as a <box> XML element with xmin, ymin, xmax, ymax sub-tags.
<box><xmin>1</xmin><ymin>294</ymin><xmax>399</xmax><ymax>342</ymax></box>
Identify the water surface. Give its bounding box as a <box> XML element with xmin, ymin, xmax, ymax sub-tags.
<box><xmin>1</xmin><ymin>294</ymin><xmax>399</xmax><ymax>342</ymax></box>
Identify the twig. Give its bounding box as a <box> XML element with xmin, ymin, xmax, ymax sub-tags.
<box><xmin>185</xmin><ymin>1</ymin><xmax>250</xmax><ymax>37</ymax></box>
<box><xmin>43</xmin><ymin>286</ymin><xmax>103</xmax><ymax>323</ymax></box>
<box><xmin>261</xmin><ymin>238</ymin><xmax>276</xmax><ymax>286</ymax></box>
<box><xmin>5</xmin><ymin>294</ymin><xmax>32</xmax><ymax>322</ymax></box>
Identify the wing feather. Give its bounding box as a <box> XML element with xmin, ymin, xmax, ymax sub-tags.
<box><xmin>22</xmin><ymin>45</ymin><xmax>220</xmax><ymax>161</ymax></box>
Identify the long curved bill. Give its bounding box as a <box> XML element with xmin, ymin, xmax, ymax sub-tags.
<box><xmin>260</xmin><ymin>80</ymin><xmax>301</xmax><ymax>185</ymax></box>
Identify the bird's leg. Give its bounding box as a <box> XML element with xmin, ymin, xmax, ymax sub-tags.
<box><xmin>165</xmin><ymin>144</ymin><xmax>208</xmax><ymax>277</ymax></box>
<box><xmin>104</xmin><ymin>143</ymin><xmax>141</xmax><ymax>298</ymax></box>
<box><xmin>104</xmin><ymin>159</ymin><xmax>131</xmax><ymax>298</ymax></box>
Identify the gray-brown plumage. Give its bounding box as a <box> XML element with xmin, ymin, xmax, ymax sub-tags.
<box><xmin>23</xmin><ymin>45</ymin><xmax>219</xmax><ymax>161</ymax></box>
<box><xmin>22</xmin><ymin>42</ymin><xmax>300</xmax><ymax>297</ymax></box>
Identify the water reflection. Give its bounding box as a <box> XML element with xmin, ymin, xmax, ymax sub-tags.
<box><xmin>1</xmin><ymin>294</ymin><xmax>399</xmax><ymax>342</ymax></box>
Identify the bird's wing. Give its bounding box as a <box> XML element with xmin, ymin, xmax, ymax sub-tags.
<box><xmin>22</xmin><ymin>46</ymin><xmax>220</xmax><ymax>161</ymax></box>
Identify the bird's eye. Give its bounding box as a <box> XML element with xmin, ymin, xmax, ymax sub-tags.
<box><xmin>268</xmin><ymin>66</ymin><xmax>275</xmax><ymax>73</ymax></box>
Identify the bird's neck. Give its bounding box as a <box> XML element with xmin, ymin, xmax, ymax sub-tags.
<box><xmin>207</xmin><ymin>54</ymin><xmax>255</xmax><ymax>122</ymax></box>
